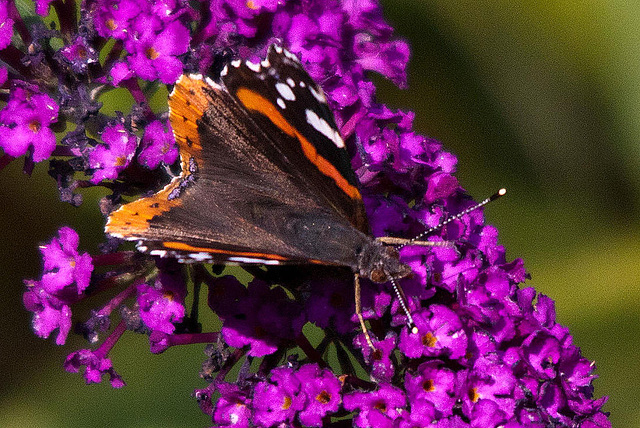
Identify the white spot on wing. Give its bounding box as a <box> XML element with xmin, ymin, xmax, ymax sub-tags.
<box><xmin>277</xmin><ymin>98</ymin><xmax>286</xmax><ymax>109</ymax></box>
<box><xmin>189</xmin><ymin>252</ymin><xmax>213</xmax><ymax>262</ymax></box>
<box><xmin>274</xmin><ymin>45</ymin><xmax>283</xmax><ymax>54</ymax></box>
<box><xmin>231</xmin><ymin>59</ymin><xmax>241</xmax><ymax>68</ymax></box>
<box><xmin>299</xmin><ymin>81</ymin><xmax>306</xmax><ymax>88</ymax></box>
<box><xmin>150</xmin><ymin>249</ymin><xmax>168</xmax><ymax>258</ymax></box>
<box><xmin>276</xmin><ymin>82</ymin><xmax>296</xmax><ymax>101</ymax></box>
<box><xmin>220</xmin><ymin>65</ymin><xmax>228</xmax><ymax>77</ymax></box>
<box><xmin>204</xmin><ymin>76</ymin><xmax>221</xmax><ymax>89</ymax></box>
<box><xmin>261</xmin><ymin>58</ymin><xmax>271</xmax><ymax>68</ymax></box>
<box><xmin>283</xmin><ymin>49</ymin><xmax>299</xmax><ymax>62</ymax></box>
<box><xmin>308</xmin><ymin>85</ymin><xmax>326</xmax><ymax>103</ymax></box>
<box><xmin>305</xmin><ymin>109</ymin><xmax>345</xmax><ymax>148</ymax></box>
<box><xmin>286</xmin><ymin>77</ymin><xmax>295</xmax><ymax>87</ymax></box>
<box><xmin>245</xmin><ymin>60</ymin><xmax>261</xmax><ymax>72</ymax></box>
<box><xmin>228</xmin><ymin>256</ymin><xmax>281</xmax><ymax>265</ymax></box>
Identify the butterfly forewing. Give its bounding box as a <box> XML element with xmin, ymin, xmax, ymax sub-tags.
<box><xmin>221</xmin><ymin>46</ymin><xmax>369</xmax><ymax>233</ymax></box>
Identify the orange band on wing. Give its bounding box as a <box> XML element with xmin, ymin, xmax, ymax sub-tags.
<box><xmin>105</xmin><ymin>177</ymin><xmax>184</xmax><ymax>237</ymax></box>
<box><xmin>106</xmin><ymin>75</ymin><xmax>212</xmax><ymax>238</ymax></box>
<box><xmin>235</xmin><ymin>88</ymin><xmax>362</xmax><ymax>201</ymax></box>
<box><xmin>162</xmin><ymin>241</ymin><xmax>288</xmax><ymax>260</ymax></box>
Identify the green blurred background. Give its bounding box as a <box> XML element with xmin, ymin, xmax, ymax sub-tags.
<box><xmin>1</xmin><ymin>0</ymin><xmax>638</xmax><ymax>426</ymax></box>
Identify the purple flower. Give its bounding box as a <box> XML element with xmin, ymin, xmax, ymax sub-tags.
<box><xmin>126</xmin><ymin>19</ymin><xmax>190</xmax><ymax>84</ymax></box>
<box><xmin>0</xmin><ymin>85</ymin><xmax>59</xmax><ymax>162</ymax></box>
<box><xmin>461</xmin><ymin>355</ymin><xmax>517</xmax><ymax>419</ymax></box>
<box><xmin>22</xmin><ymin>227</ymin><xmax>93</xmax><ymax>345</ymax></box>
<box><xmin>405</xmin><ymin>360</ymin><xmax>457</xmax><ymax>418</ymax></box>
<box><xmin>35</xmin><ymin>0</ymin><xmax>54</xmax><ymax>16</ymax></box>
<box><xmin>354</xmin><ymin>332</ymin><xmax>397</xmax><ymax>383</ymax></box>
<box><xmin>137</xmin><ymin>277</ymin><xmax>185</xmax><ymax>335</ymax></box>
<box><xmin>37</xmin><ymin>226</ymin><xmax>93</xmax><ymax>295</ymax></box>
<box><xmin>353</xmin><ymin>35</ymin><xmax>410</xmax><ymax>87</ymax></box>
<box><xmin>253</xmin><ymin>367</ymin><xmax>305</xmax><ymax>427</ymax></box>
<box><xmin>94</xmin><ymin>0</ymin><xmax>143</xmax><ymax>40</ymax></box>
<box><xmin>522</xmin><ymin>330</ymin><xmax>562</xmax><ymax>380</ymax></box>
<box><xmin>213</xmin><ymin>383</ymin><xmax>252</xmax><ymax>427</ymax></box>
<box><xmin>58</xmin><ymin>36</ymin><xmax>99</xmax><ymax>74</ymax></box>
<box><xmin>138</xmin><ymin>120</ymin><xmax>178</xmax><ymax>169</ymax></box>
<box><xmin>109</xmin><ymin>61</ymin><xmax>134</xmax><ymax>86</ymax></box>
<box><xmin>64</xmin><ymin>348</ymin><xmax>125</xmax><ymax>388</ymax></box>
<box><xmin>469</xmin><ymin>399</ymin><xmax>508</xmax><ymax>428</ymax></box>
<box><xmin>397</xmin><ymin>401</ymin><xmax>437</xmax><ymax>428</ymax></box>
<box><xmin>296</xmin><ymin>364</ymin><xmax>342</xmax><ymax>426</ymax></box>
<box><xmin>398</xmin><ymin>304</ymin><xmax>468</xmax><ymax>360</ymax></box>
<box><xmin>0</xmin><ymin>1</ymin><xmax>14</xmax><ymax>50</ymax></box>
<box><xmin>89</xmin><ymin>122</ymin><xmax>138</xmax><ymax>183</ymax></box>
<box><xmin>343</xmin><ymin>383</ymin><xmax>406</xmax><ymax>428</ymax></box>
<box><xmin>23</xmin><ymin>280</ymin><xmax>73</xmax><ymax>345</ymax></box>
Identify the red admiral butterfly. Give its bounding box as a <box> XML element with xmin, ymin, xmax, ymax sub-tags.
<box><xmin>105</xmin><ymin>45</ymin><xmax>504</xmax><ymax>344</ymax></box>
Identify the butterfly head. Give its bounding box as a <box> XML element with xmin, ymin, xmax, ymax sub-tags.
<box><xmin>358</xmin><ymin>240</ymin><xmax>411</xmax><ymax>283</ymax></box>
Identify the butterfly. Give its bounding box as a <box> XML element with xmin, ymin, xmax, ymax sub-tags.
<box><xmin>105</xmin><ymin>45</ymin><xmax>504</xmax><ymax>345</ymax></box>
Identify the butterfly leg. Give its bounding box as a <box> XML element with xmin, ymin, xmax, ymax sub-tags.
<box><xmin>354</xmin><ymin>273</ymin><xmax>375</xmax><ymax>350</ymax></box>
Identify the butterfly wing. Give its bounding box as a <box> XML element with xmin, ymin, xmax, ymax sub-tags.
<box><xmin>220</xmin><ymin>46</ymin><xmax>369</xmax><ymax>233</ymax></box>
<box><xmin>106</xmin><ymin>47</ymin><xmax>370</xmax><ymax>267</ymax></box>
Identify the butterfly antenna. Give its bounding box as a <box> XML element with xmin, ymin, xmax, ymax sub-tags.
<box><xmin>389</xmin><ymin>274</ymin><xmax>418</xmax><ymax>334</ymax></box>
<box><xmin>398</xmin><ymin>188</ymin><xmax>506</xmax><ymax>250</ymax></box>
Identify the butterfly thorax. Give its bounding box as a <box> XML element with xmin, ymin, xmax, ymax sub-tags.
<box><xmin>357</xmin><ymin>240</ymin><xmax>411</xmax><ymax>283</ymax></box>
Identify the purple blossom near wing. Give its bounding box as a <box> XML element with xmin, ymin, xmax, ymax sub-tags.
<box><xmin>89</xmin><ymin>121</ymin><xmax>138</xmax><ymax>183</ymax></box>
<box><xmin>0</xmin><ymin>84</ymin><xmax>59</xmax><ymax>162</ymax></box>
<box><xmin>1</xmin><ymin>0</ymin><xmax>609</xmax><ymax>426</ymax></box>
<box><xmin>138</xmin><ymin>120</ymin><xmax>178</xmax><ymax>169</ymax></box>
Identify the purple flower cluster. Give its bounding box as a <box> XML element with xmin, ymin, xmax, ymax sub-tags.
<box><xmin>2</xmin><ymin>0</ymin><xmax>609</xmax><ymax>426</ymax></box>
<box><xmin>94</xmin><ymin>0</ymin><xmax>192</xmax><ymax>84</ymax></box>
<box><xmin>23</xmin><ymin>227</ymin><xmax>93</xmax><ymax>345</ymax></box>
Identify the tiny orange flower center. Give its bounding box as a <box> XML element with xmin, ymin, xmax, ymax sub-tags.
<box><xmin>106</xmin><ymin>19</ymin><xmax>117</xmax><ymax>30</ymax></box>
<box><xmin>246</xmin><ymin>0</ymin><xmax>258</xmax><ymax>10</ymax></box>
<box><xmin>316</xmin><ymin>390</ymin><xmax>331</xmax><ymax>404</ymax></box>
<box><xmin>422</xmin><ymin>379</ymin><xmax>435</xmax><ymax>392</ymax></box>
<box><xmin>282</xmin><ymin>396</ymin><xmax>292</xmax><ymax>410</ymax></box>
<box><xmin>468</xmin><ymin>387</ymin><xmax>479</xmax><ymax>403</ymax></box>
<box><xmin>373</xmin><ymin>400</ymin><xmax>387</xmax><ymax>413</ymax></box>
<box><xmin>162</xmin><ymin>290</ymin><xmax>174</xmax><ymax>301</ymax></box>
<box><xmin>422</xmin><ymin>332</ymin><xmax>437</xmax><ymax>347</ymax></box>
<box><xmin>146</xmin><ymin>47</ymin><xmax>159</xmax><ymax>60</ymax></box>
<box><xmin>29</xmin><ymin>120</ymin><xmax>41</xmax><ymax>133</ymax></box>
<box><xmin>115</xmin><ymin>155</ymin><xmax>127</xmax><ymax>166</ymax></box>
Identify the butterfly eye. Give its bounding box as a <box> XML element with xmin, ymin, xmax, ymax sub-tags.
<box><xmin>370</xmin><ymin>268</ymin><xmax>388</xmax><ymax>283</ymax></box>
